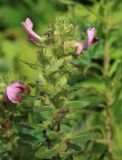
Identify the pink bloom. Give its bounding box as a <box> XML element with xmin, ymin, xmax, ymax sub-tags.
<box><xmin>87</xmin><ymin>27</ymin><xmax>96</xmax><ymax>44</ymax></box>
<box><xmin>4</xmin><ymin>82</ymin><xmax>30</xmax><ymax>104</ymax></box>
<box><xmin>75</xmin><ymin>42</ymin><xmax>84</xmax><ymax>55</ymax></box>
<box><xmin>75</xmin><ymin>41</ymin><xmax>89</xmax><ymax>55</ymax></box>
<box><xmin>76</xmin><ymin>27</ymin><xmax>98</xmax><ymax>55</ymax></box>
<box><xmin>22</xmin><ymin>18</ymin><xmax>42</xmax><ymax>41</ymax></box>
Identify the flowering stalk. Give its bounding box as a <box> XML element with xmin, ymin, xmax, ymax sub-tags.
<box><xmin>2</xmin><ymin>17</ymin><xmax>99</xmax><ymax>159</ymax></box>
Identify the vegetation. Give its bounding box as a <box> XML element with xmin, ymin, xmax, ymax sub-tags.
<box><xmin>0</xmin><ymin>0</ymin><xmax>122</xmax><ymax>159</ymax></box>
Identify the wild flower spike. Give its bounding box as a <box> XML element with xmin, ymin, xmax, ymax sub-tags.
<box><xmin>4</xmin><ymin>82</ymin><xmax>30</xmax><ymax>104</ymax></box>
<box><xmin>22</xmin><ymin>18</ymin><xmax>42</xmax><ymax>41</ymax></box>
<box><xmin>76</xmin><ymin>27</ymin><xmax>97</xmax><ymax>55</ymax></box>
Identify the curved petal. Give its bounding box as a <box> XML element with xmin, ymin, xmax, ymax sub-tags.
<box><xmin>75</xmin><ymin>42</ymin><xmax>83</xmax><ymax>55</ymax></box>
<box><xmin>22</xmin><ymin>18</ymin><xmax>42</xmax><ymax>41</ymax></box>
<box><xmin>87</xmin><ymin>28</ymin><xmax>96</xmax><ymax>44</ymax></box>
<box><xmin>10</xmin><ymin>82</ymin><xmax>24</xmax><ymax>88</ymax></box>
<box><xmin>24</xmin><ymin>18</ymin><xmax>33</xmax><ymax>29</ymax></box>
<box><xmin>10</xmin><ymin>82</ymin><xmax>30</xmax><ymax>94</ymax></box>
<box><xmin>5</xmin><ymin>82</ymin><xmax>30</xmax><ymax>104</ymax></box>
<box><xmin>6</xmin><ymin>85</ymin><xmax>21</xmax><ymax>103</ymax></box>
<box><xmin>27</xmin><ymin>30</ymin><xmax>42</xmax><ymax>41</ymax></box>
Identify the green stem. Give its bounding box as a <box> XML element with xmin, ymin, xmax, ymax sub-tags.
<box><xmin>103</xmin><ymin>41</ymin><xmax>110</xmax><ymax>75</ymax></box>
<box><xmin>103</xmin><ymin>1</ymin><xmax>116</xmax><ymax>159</ymax></box>
<box><xmin>105</xmin><ymin>108</ymin><xmax>113</xmax><ymax>159</ymax></box>
<box><xmin>104</xmin><ymin>34</ymin><xmax>116</xmax><ymax>160</ymax></box>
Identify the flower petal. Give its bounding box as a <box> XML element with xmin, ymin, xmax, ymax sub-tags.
<box><xmin>22</xmin><ymin>18</ymin><xmax>42</xmax><ymax>41</ymax></box>
<box><xmin>6</xmin><ymin>85</ymin><xmax>21</xmax><ymax>103</ymax></box>
<box><xmin>75</xmin><ymin>42</ymin><xmax>83</xmax><ymax>55</ymax></box>
<box><xmin>24</xmin><ymin>18</ymin><xmax>33</xmax><ymax>29</ymax></box>
<box><xmin>87</xmin><ymin>28</ymin><xmax>96</xmax><ymax>44</ymax></box>
<box><xmin>28</xmin><ymin>30</ymin><xmax>42</xmax><ymax>41</ymax></box>
<box><xmin>5</xmin><ymin>82</ymin><xmax>30</xmax><ymax>104</ymax></box>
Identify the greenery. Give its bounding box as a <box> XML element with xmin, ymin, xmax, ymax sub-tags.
<box><xmin>0</xmin><ymin>0</ymin><xmax>122</xmax><ymax>159</ymax></box>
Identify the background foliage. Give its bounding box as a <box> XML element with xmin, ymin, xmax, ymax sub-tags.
<box><xmin>0</xmin><ymin>0</ymin><xmax>122</xmax><ymax>160</ymax></box>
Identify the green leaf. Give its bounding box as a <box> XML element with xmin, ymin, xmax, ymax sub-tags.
<box><xmin>58</xmin><ymin>0</ymin><xmax>74</xmax><ymax>5</ymax></box>
<box><xmin>65</xmin><ymin>100</ymin><xmax>91</xmax><ymax>109</ymax></box>
<box><xmin>59</xmin><ymin>149</ymin><xmax>76</xmax><ymax>159</ymax></box>
<box><xmin>55</xmin><ymin>75</ymin><xmax>67</xmax><ymax>87</ymax></box>
<box><xmin>35</xmin><ymin>146</ymin><xmax>57</xmax><ymax>158</ymax></box>
<box><xmin>47</xmin><ymin>131</ymin><xmax>63</xmax><ymax>140</ymax></box>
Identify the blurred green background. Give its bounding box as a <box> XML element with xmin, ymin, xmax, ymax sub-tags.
<box><xmin>0</xmin><ymin>0</ymin><xmax>122</xmax><ymax>159</ymax></box>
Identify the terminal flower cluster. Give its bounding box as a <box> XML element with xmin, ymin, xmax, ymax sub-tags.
<box><xmin>4</xmin><ymin>18</ymin><xmax>98</xmax><ymax>104</ymax></box>
<box><xmin>22</xmin><ymin>18</ymin><xmax>98</xmax><ymax>55</ymax></box>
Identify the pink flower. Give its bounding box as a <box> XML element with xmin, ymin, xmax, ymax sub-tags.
<box><xmin>87</xmin><ymin>27</ymin><xmax>96</xmax><ymax>44</ymax></box>
<box><xmin>22</xmin><ymin>18</ymin><xmax>42</xmax><ymax>41</ymax></box>
<box><xmin>76</xmin><ymin>27</ymin><xmax>98</xmax><ymax>55</ymax></box>
<box><xmin>4</xmin><ymin>82</ymin><xmax>30</xmax><ymax>104</ymax></box>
